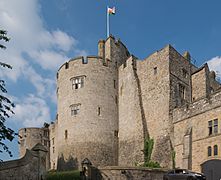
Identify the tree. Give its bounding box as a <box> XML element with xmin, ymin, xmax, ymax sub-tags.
<box><xmin>0</xmin><ymin>30</ymin><xmax>17</xmax><ymax>159</ymax></box>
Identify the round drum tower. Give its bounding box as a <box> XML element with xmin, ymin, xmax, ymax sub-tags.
<box><xmin>56</xmin><ymin>56</ymin><xmax>118</xmax><ymax>169</ymax></box>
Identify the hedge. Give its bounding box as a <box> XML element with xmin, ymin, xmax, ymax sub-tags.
<box><xmin>46</xmin><ymin>170</ymin><xmax>81</xmax><ymax>180</ymax></box>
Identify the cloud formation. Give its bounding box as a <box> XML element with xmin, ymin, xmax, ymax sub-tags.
<box><xmin>0</xmin><ymin>0</ymin><xmax>86</xmax><ymax>127</ymax></box>
<box><xmin>207</xmin><ymin>56</ymin><xmax>221</xmax><ymax>80</ymax></box>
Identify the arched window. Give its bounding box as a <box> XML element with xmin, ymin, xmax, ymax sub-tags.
<box><xmin>214</xmin><ymin>145</ymin><xmax>218</xmax><ymax>156</ymax></box>
<box><xmin>208</xmin><ymin>146</ymin><xmax>212</xmax><ymax>157</ymax></box>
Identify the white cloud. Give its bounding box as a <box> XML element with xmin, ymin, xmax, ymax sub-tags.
<box><xmin>13</xmin><ymin>95</ymin><xmax>51</xmax><ymax>127</ymax></box>
<box><xmin>0</xmin><ymin>0</ymin><xmax>86</xmax><ymax>129</ymax></box>
<box><xmin>207</xmin><ymin>56</ymin><xmax>221</xmax><ymax>79</ymax></box>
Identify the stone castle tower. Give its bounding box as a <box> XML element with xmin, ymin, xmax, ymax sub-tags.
<box><xmin>19</xmin><ymin>35</ymin><xmax>221</xmax><ymax>172</ymax></box>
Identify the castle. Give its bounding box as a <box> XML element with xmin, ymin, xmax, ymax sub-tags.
<box><xmin>19</xmin><ymin>36</ymin><xmax>221</xmax><ymax>173</ymax></box>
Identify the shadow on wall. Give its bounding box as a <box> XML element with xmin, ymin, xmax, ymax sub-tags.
<box><xmin>57</xmin><ymin>154</ymin><xmax>79</xmax><ymax>171</ymax></box>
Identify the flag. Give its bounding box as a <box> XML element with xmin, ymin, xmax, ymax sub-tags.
<box><xmin>108</xmin><ymin>7</ymin><xmax>116</xmax><ymax>15</ymax></box>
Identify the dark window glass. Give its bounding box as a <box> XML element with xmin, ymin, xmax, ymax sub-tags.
<box><xmin>208</xmin><ymin>146</ymin><xmax>212</xmax><ymax>157</ymax></box>
<box><xmin>214</xmin><ymin>145</ymin><xmax>218</xmax><ymax>156</ymax></box>
<box><xmin>214</xmin><ymin>119</ymin><xmax>218</xmax><ymax>134</ymax></box>
<box><xmin>208</xmin><ymin>120</ymin><xmax>213</xmax><ymax>135</ymax></box>
<box><xmin>154</xmin><ymin>67</ymin><xmax>157</xmax><ymax>75</ymax></box>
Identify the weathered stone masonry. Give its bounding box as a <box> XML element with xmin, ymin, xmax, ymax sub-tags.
<box><xmin>19</xmin><ymin>35</ymin><xmax>221</xmax><ymax>172</ymax></box>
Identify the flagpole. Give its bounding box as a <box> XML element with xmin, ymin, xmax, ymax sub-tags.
<box><xmin>107</xmin><ymin>6</ymin><xmax>110</xmax><ymax>38</ymax></box>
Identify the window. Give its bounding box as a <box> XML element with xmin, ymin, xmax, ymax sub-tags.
<box><xmin>208</xmin><ymin>146</ymin><xmax>212</xmax><ymax>157</ymax></box>
<box><xmin>114</xmin><ymin>130</ymin><xmax>118</xmax><ymax>137</ymax></box>
<box><xmin>52</xmin><ymin>147</ymin><xmax>55</xmax><ymax>153</ymax></box>
<box><xmin>182</xmin><ymin>69</ymin><xmax>188</xmax><ymax>78</ymax></box>
<box><xmin>208</xmin><ymin>119</ymin><xmax>219</xmax><ymax>135</ymax></box>
<box><xmin>52</xmin><ymin>138</ymin><xmax>55</xmax><ymax>145</ymax></box>
<box><xmin>179</xmin><ymin>84</ymin><xmax>185</xmax><ymax>100</ymax></box>
<box><xmin>65</xmin><ymin>130</ymin><xmax>68</xmax><ymax>139</ymax></box>
<box><xmin>154</xmin><ymin>67</ymin><xmax>157</xmax><ymax>75</ymax></box>
<box><xmin>44</xmin><ymin>130</ymin><xmax>48</xmax><ymax>137</ymax></box>
<box><xmin>70</xmin><ymin>104</ymin><xmax>81</xmax><ymax>116</ymax></box>
<box><xmin>214</xmin><ymin>145</ymin><xmax>218</xmax><ymax>156</ymax></box>
<box><xmin>214</xmin><ymin>119</ymin><xmax>218</xmax><ymax>134</ymax></box>
<box><xmin>71</xmin><ymin>76</ymin><xmax>85</xmax><ymax>89</ymax></box>
<box><xmin>98</xmin><ymin>107</ymin><xmax>101</xmax><ymax>116</ymax></box>
<box><xmin>44</xmin><ymin>140</ymin><xmax>48</xmax><ymax>146</ymax></box>
<box><xmin>208</xmin><ymin>120</ymin><xmax>213</xmax><ymax>135</ymax></box>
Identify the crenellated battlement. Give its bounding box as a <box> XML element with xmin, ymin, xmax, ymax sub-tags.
<box><xmin>173</xmin><ymin>89</ymin><xmax>221</xmax><ymax>123</ymax></box>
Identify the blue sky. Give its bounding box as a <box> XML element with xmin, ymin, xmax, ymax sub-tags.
<box><xmin>0</xmin><ymin>0</ymin><xmax>221</xmax><ymax>160</ymax></box>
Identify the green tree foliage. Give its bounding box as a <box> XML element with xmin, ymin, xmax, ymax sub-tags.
<box><xmin>0</xmin><ymin>30</ymin><xmax>17</xmax><ymax>159</ymax></box>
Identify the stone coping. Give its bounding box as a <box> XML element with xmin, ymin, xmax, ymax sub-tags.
<box><xmin>98</xmin><ymin>166</ymin><xmax>168</xmax><ymax>172</ymax></box>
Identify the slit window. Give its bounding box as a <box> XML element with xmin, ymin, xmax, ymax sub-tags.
<box><xmin>65</xmin><ymin>130</ymin><xmax>68</xmax><ymax>139</ymax></box>
<box><xmin>70</xmin><ymin>104</ymin><xmax>81</xmax><ymax>116</ymax></box>
<box><xmin>154</xmin><ymin>67</ymin><xmax>157</xmax><ymax>75</ymax></box>
<box><xmin>208</xmin><ymin>146</ymin><xmax>212</xmax><ymax>157</ymax></box>
<box><xmin>98</xmin><ymin>107</ymin><xmax>101</xmax><ymax>116</ymax></box>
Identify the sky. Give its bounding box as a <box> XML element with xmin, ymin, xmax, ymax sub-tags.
<box><xmin>0</xmin><ymin>0</ymin><xmax>221</xmax><ymax>161</ymax></box>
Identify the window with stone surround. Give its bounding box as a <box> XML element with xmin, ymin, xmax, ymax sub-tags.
<box><xmin>179</xmin><ymin>84</ymin><xmax>185</xmax><ymax>100</ymax></box>
<box><xmin>214</xmin><ymin>145</ymin><xmax>218</xmax><ymax>156</ymax></box>
<box><xmin>208</xmin><ymin>120</ymin><xmax>213</xmax><ymax>135</ymax></box>
<box><xmin>71</xmin><ymin>76</ymin><xmax>85</xmax><ymax>90</ymax></box>
<box><xmin>70</xmin><ymin>104</ymin><xmax>81</xmax><ymax>116</ymax></box>
<box><xmin>208</xmin><ymin>119</ymin><xmax>218</xmax><ymax>136</ymax></box>
<box><xmin>208</xmin><ymin>146</ymin><xmax>212</xmax><ymax>157</ymax></box>
<box><xmin>214</xmin><ymin>119</ymin><xmax>218</xmax><ymax>134</ymax></box>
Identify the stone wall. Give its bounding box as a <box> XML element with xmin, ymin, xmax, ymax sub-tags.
<box><xmin>19</xmin><ymin>126</ymin><xmax>50</xmax><ymax>170</ymax></box>
<box><xmin>0</xmin><ymin>143</ymin><xmax>48</xmax><ymax>180</ymax></box>
<box><xmin>98</xmin><ymin>166</ymin><xmax>166</xmax><ymax>180</ymax></box>
<box><xmin>173</xmin><ymin>90</ymin><xmax>221</xmax><ymax>172</ymax></box>
<box><xmin>56</xmin><ymin>36</ymin><xmax>130</xmax><ymax>169</ymax></box>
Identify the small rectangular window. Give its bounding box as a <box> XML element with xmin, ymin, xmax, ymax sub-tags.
<box><xmin>208</xmin><ymin>146</ymin><xmax>212</xmax><ymax>157</ymax></box>
<box><xmin>214</xmin><ymin>119</ymin><xmax>218</xmax><ymax>134</ymax></box>
<box><xmin>182</xmin><ymin>69</ymin><xmax>188</xmax><ymax>78</ymax></box>
<box><xmin>208</xmin><ymin>120</ymin><xmax>213</xmax><ymax>135</ymax></box>
<box><xmin>53</xmin><ymin>147</ymin><xmax>55</xmax><ymax>153</ymax></box>
<box><xmin>52</xmin><ymin>138</ymin><xmax>55</xmax><ymax>145</ymax></box>
<box><xmin>179</xmin><ymin>84</ymin><xmax>185</xmax><ymax>100</ymax></box>
<box><xmin>70</xmin><ymin>104</ymin><xmax>81</xmax><ymax>116</ymax></box>
<box><xmin>44</xmin><ymin>140</ymin><xmax>48</xmax><ymax>146</ymax></box>
<box><xmin>214</xmin><ymin>145</ymin><xmax>218</xmax><ymax>156</ymax></box>
<box><xmin>114</xmin><ymin>130</ymin><xmax>118</xmax><ymax>138</ymax></box>
<box><xmin>154</xmin><ymin>67</ymin><xmax>157</xmax><ymax>75</ymax></box>
<box><xmin>44</xmin><ymin>130</ymin><xmax>48</xmax><ymax>137</ymax></box>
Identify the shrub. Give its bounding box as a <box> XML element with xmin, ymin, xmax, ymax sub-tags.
<box><xmin>46</xmin><ymin>170</ymin><xmax>80</xmax><ymax>180</ymax></box>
